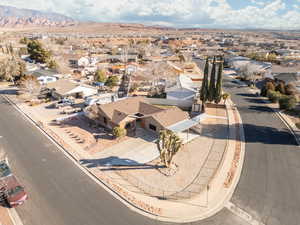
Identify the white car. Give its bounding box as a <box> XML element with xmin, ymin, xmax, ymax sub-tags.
<box><xmin>37</xmin><ymin>76</ymin><xmax>58</xmax><ymax>85</ymax></box>
<box><xmin>84</xmin><ymin>93</ymin><xmax>118</xmax><ymax>106</ymax></box>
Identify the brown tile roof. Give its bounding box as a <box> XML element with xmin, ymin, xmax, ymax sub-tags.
<box><xmin>97</xmin><ymin>97</ymin><xmax>163</xmax><ymax>123</ymax></box>
<box><xmin>150</xmin><ymin>107</ymin><xmax>190</xmax><ymax>127</ymax></box>
<box><xmin>89</xmin><ymin>97</ymin><xmax>190</xmax><ymax>128</ymax></box>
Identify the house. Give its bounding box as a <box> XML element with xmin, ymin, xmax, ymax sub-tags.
<box><xmin>85</xmin><ymin>97</ymin><xmax>190</xmax><ymax>134</ymax></box>
<box><xmin>46</xmin><ymin>79</ymin><xmax>98</xmax><ymax>99</ymax></box>
<box><xmin>68</xmin><ymin>55</ymin><xmax>90</xmax><ymax>68</ymax></box>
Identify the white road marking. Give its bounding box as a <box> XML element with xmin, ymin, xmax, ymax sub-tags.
<box><xmin>225</xmin><ymin>201</ymin><xmax>265</xmax><ymax>225</ymax></box>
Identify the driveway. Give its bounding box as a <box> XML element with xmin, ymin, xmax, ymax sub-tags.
<box><xmin>93</xmin><ymin>128</ymin><xmax>159</xmax><ymax>166</ymax></box>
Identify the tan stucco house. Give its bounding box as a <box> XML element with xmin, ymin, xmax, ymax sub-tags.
<box><xmin>85</xmin><ymin>96</ymin><xmax>190</xmax><ymax>134</ymax></box>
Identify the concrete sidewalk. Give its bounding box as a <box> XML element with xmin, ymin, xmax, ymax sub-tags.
<box><xmin>0</xmin><ymin>207</ymin><xmax>15</xmax><ymax>225</ymax></box>
<box><xmin>2</xmin><ymin>88</ymin><xmax>245</xmax><ymax>223</ymax></box>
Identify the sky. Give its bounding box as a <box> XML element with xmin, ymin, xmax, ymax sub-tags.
<box><xmin>1</xmin><ymin>0</ymin><xmax>300</xmax><ymax>29</ymax></box>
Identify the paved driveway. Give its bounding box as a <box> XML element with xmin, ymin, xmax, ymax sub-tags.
<box><xmin>93</xmin><ymin>128</ymin><xmax>159</xmax><ymax>166</ymax></box>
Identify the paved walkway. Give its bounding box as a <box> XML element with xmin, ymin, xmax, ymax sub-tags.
<box><xmin>0</xmin><ymin>207</ymin><xmax>14</xmax><ymax>225</ymax></box>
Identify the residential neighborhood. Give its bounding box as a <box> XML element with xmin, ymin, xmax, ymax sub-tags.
<box><xmin>0</xmin><ymin>2</ymin><xmax>300</xmax><ymax>225</ymax></box>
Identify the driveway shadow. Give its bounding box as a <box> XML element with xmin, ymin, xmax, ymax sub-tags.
<box><xmin>244</xmin><ymin>98</ymin><xmax>269</xmax><ymax>104</ymax></box>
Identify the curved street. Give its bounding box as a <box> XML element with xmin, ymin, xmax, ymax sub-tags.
<box><xmin>0</xmin><ymin>78</ymin><xmax>298</xmax><ymax>225</ymax></box>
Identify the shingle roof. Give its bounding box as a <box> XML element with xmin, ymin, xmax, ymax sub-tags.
<box><xmin>150</xmin><ymin>107</ymin><xmax>190</xmax><ymax>127</ymax></box>
<box><xmin>46</xmin><ymin>79</ymin><xmax>78</xmax><ymax>96</ymax></box>
<box><xmin>97</xmin><ymin>97</ymin><xmax>163</xmax><ymax>123</ymax></box>
<box><xmin>89</xmin><ymin>97</ymin><xmax>190</xmax><ymax>128</ymax></box>
<box><xmin>272</xmin><ymin>64</ymin><xmax>300</xmax><ymax>74</ymax></box>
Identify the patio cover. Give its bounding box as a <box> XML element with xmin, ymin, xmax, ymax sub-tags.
<box><xmin>166</xmin><ymin>113</ymin><xmax>207</xmax><ymax>133</ymax></box>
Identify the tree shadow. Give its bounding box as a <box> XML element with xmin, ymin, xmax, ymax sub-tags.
<box><xmin>79</xmin><ymin>157</ymin><xmax>163</xmax><ymax>170</ymax></box>
<box><xmin>244</xmin><ymin>98</ymin><xmax>269</xmax><ymax>104</ymax></box>
<box><xmin>236</xmin><ymin>93</ymin><xmax>256</xmax><ymax>98</ymax></box>
<box><xmin>0</xmin><ymin>89</ymin><xmax>17</xmax><ymax>95</ymax></box>
<box><xmin>201</xmin><ymin>122</ymin><xmax>297</xmax><ymax>146</ymax></box>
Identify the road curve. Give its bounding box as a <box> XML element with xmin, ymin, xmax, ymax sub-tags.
<box><xmin>0</xmin><ymin>79</ymin><xmax>298</xmax><ymax>225</ymax></box>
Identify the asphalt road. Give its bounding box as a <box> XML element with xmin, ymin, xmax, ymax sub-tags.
<box><xmin>0</xmin><ymin>77</ymin><xmax>298</xmax><ymax>225</ymax></box>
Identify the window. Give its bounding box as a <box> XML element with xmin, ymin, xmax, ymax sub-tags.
<box><xmin>149</xmin><ymin>124</ymin><xmax>156</xmax><ymax>131</ymax></box>
<box><xmin>103</xmin><ymin>117</ymin><xmax>107</xmax><ymax>125</ymax></box>
<box><xmin>125</xmin><ymin>123</ymin><xmax>131</xmax><ymax>129</ymax></box>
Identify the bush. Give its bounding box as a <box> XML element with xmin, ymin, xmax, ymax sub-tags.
<box><xmin>275</xmin><ymin>82</ymin><xmax>285</xmax><ymax>94</ymax></box>
<box><xmin>285</xmin><ymin>83</ymin><xmax>297</xmax><ymax>96</ymax></box>
<box><xmin>261</xmin><ymin>81</ymin><xmax>275</xmax><ymax>97</ymax></box>
<box><xmin>279</xmin><ymin>95</ymin><xmax>297</xmax><ymax>110</ymax></box>
<box><xmin>112</xmin><ymin>126</ymin><xmax>127</xmax><ymax>138</ymax></box>
<box><xmin>267</xmin><ymin>90</ymin><xmax>282</xmax><ymax>103</ymax></box>
<box><xmin>105</xmin><ymin>76</ymin><xmax>118</xmax><ymax>88</ymax></box>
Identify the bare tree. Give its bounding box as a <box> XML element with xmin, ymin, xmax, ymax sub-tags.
<box><xmin>20</xmin><ymin>75</ymin><xmax>41</xmax><ymax>97</ymax></box>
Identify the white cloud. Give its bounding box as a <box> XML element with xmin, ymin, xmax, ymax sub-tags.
<box><xmin>1</xmin><ymin>0</ymin><xmax>300</xmax><ymax>29</ymax></box>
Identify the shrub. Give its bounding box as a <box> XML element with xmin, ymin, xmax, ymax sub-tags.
<box><xmin>275</xmin><ymin>82</ymin><xmax>285</xmax><ymax>94</ymax></box>
<box><xmin>279</xmin><ymin>95</ymin><xmax>297</xmax><ymax>110</ymax></box>
<box><xmin>267</xmin><ymin>90</ymin><xmax>282</xmax><ymax>103</ymax></box>
<box><xmin>261</xmin><ymin>81</ymin><xmax>275</xmax><ymax>97</ymax></box>
<box><xmin>285</xmin><ymin>83</ymin><xmax>297</xmax><ymax>96</ymax></box>
<box><xmin>112</xmin><ymin>126</ymin><xmax>127</xmax><ymax>138</ymax></box>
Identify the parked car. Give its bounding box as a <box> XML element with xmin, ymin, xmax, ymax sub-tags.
<box><xmin>0</xmin><ymin>160</ymin><xmax>11</xmax><ymax>179</ymax></box>
<box><xmin>55</xmin><ymin>98</ymin><xmax>75</xmax><ymax>108</ymax></box>
<box><xmin>0</xmin><ymin>159</ymin><xmax>28</xmax><ymax>207</ymax></box>
<box><xmin>61</xmin><ymin>107</ymin><xmax>82</xmax><ymax>114</ymax></box>
<box><xmin>84</xmin><ymin>93</ymin><xmax>117</xmax><ymax>106</ymax></box>
<box><xmin>37</xmin><ymin>76</ymin><xmax>58</xmax><ymax>85</ymax></box>
<box><xmin>0</xmin><ymin>175</ymin><xmax>28</xmax><ymax>208</ymax></box>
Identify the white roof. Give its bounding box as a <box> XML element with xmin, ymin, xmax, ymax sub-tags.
<box><xmin>167</xmin><ymin>114</ymin><xmax>207</xmax><ymax>133</ymax></box>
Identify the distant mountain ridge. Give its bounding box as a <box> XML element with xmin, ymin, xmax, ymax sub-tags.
<box><xmin>0</xmin><ymin>5</ymin><xmax>76</xmax><ymax>27</ymax></box>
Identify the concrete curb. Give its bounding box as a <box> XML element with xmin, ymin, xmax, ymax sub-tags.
<box><xmin>275</xmin><ymin>110</ymin><xmax>300</xmax><ymax>146</ymax></box>
<box><xmin>1</xmin><ymin>93</ymin><xmax>246</xmax><ymax>223</ymax></box>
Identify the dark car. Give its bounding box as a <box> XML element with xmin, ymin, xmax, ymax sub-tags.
<box><xmin>0</xmin><ymin>160</ymin><xmax>12</xmax><ymax>179</ymax></box>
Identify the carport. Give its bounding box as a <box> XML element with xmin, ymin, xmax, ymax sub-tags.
<box><xmin>166</xmin><ymin>113</ymin><xmax>207</xmax><ymax>143</ymax></box>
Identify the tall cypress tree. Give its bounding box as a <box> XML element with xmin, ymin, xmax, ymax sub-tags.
<box><xmin>200</xmin><ymin>57</ymin><xmax>209</xmax><ymax>112</ymax></box>
<box><xmin>215</xmin><ymin>56</ymin><xmax>224</xmax><ymax>104</ymax></box>
<box><xmin>208</xmin><ymin>57</ymin><xmax>216</xmax><ymax>102</ymax></box>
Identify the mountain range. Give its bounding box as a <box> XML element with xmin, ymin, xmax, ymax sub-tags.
<box><xmin>0</xmin><ymin>5</ymin><xmax>76</xmax><ymax>27</ymax></box>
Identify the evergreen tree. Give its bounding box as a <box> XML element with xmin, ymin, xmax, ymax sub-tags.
<box><xmin>200</xmin><ymin>57</ymin><xmax>209</xmax><ymax>112</ymax></box>
<box><xmin>208</xmin><ymin>57</ymin><xmax>216</xmax><ymax>102</ymax></box>
<box><xmin>95</xmin><ymin>70</ymin><xmax>107</xmax><ymax>83</ymax></box>
<box><xmin>215</xmin><ymin>56</ymin><xmax>224</xmax><ymax>104</ymax></box>
<box><xmin>27</xmin><ymin>40</ymin><xmax>51</xmax><ymax>63</ymax></box>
